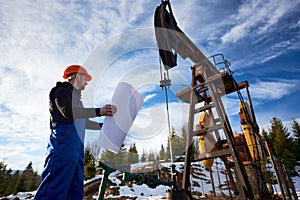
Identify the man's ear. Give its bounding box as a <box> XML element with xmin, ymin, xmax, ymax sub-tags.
<box><xmin>75</xmin><ymin>73</ymin><xmax>80</xmax><ymax>80</ymax></box>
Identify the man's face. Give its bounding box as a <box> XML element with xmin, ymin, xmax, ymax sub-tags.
<box><xmin>76</xmin><ymin>73</ymin><xmax>88</xmax><ymax>90</ymax></box>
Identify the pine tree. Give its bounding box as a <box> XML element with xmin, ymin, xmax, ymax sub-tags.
<box><xmin>291</xmin><ymin>119</ymin><xmax>300</xmax><ymax>161</ymax></box>
<box><xmin>0</xmin><ymin>161</ymin><xmax>40</xmax><ymax>195</ymax></box>
<box><xmin>140</xmin><ymin>149</ymin><xmax>147</xmax><ymax>162</ymax></box>
<box><xmin>174</xmin><ymin>128</ymin><xmax>186</xmax><ymax>158</ymax></box>
<box><xmin>84</xmin><ymin>146</ymin><xmax>96</xmax><ymax>180</ymax></box>
<box><xmin>128</xmin><ymin>143</ymin><xmax>139</xmax><ymax>164</ymax></box>
<box><xmin>0</xmin><ymin>161</ymin><xmax>9</xmax><ymax>196</ymax></box>
<box><xmin>19</xmin><ymin>162</ymin><xmax>40</xmax><ymax>191</ymax></box>
<box><xmin>267</xmin><ymin>117</ymin><xmax>296</xmax><ymax>172</ymax></box>
<box><xmin>159</xmin><ymin>144</ymin><xmax>166</xmax><ymax>161</ymax></box>
<box><xmin>17</xmin><ymin>172</ymin><xmax>26</xmax><ymax>192</ymax></box>
<box><xmin>10</xmin><ymin>170</ymin><xmax>21</xmax><ymax>195</ymax></box>
<box><xmin>148</xmin><ymin>152</ymin><xmax>156</xmax><ymax>162</ymax></box>
<box><xmin>165</xmin><ymin>126</ymin><xmax>186</xmax><ymax>161</ymax></box>
<box><xmin>117</xmin><ymin>146</ymin><xmax>129</xmax><ymax>166</ymax></box>
<box><xmin>165</xmin><ymin>138</ymin><xmax>171</xmax><ymax>162</ymax></box>
<box><xmin>261</xmin><ymin>129</ymin><xmax>269</xmax><ymax>141</ymax></box>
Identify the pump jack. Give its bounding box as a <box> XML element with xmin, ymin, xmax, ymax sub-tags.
<box><xmin>154</xmin><ymin>1</ymin><xmax>298</xmax><ymax>199</ymax></box>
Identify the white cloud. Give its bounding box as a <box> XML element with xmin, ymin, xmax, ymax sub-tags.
<box><xmin>221</xmin><ymin>0</ymin><xmax>299</xmax><ymax>44</ymax></box>
<box><xmin>0</xmin><ymin>0</ymin><xmax>155</xmax><ymax>171</ymax></box>
<box><xmin>295</xmin><ymin>19</ymin><xmax>300</xmax><ymax>28</ymax></box>
<box><xmin>143</xmin><ymin>93</ymin><xmax>157</xmax><ymax>103</ymax></box>
<box><xmin>0</xmin><ymin>110</ymin><xmax>48</xmax><ymax>172</ymax></box>
<box><xmin>250</xmin><ymin>79</ymin><xmax>299</xmax><ymax>100</ymax></box>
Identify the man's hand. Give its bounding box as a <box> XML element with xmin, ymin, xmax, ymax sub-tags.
<box><xmin>100</xmin><ymin>104</ymin><xmax>117</xmax><ymax>116</ymax></box>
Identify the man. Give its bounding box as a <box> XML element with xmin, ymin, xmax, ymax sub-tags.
<box><xmin>34</xmin><ymin>65</ymin><xmax>117</xmax><ymax>200</ymax></box>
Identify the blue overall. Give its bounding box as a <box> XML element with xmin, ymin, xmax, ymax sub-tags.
<box><xmin>34</xmin><ymin>107</ymin><xmax>86</xmax><ymax>199</ymax></box>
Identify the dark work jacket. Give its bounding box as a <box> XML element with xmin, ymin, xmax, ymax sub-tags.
<box><xmin>49</xmin><ymin>82</ymin><xmax>101</xmax><ymax>129</ymax></box>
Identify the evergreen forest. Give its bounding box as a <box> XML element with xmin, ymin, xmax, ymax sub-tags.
<box><xmin>1</xmin><ymin>117</ymin><xmax>300</xmax><ymax>197</ymax></box>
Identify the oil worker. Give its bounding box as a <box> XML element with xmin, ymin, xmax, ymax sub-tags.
<box><xmin>34</xmin><ymin>65</ymin><xmax>117</xmax><ymax>200</ymax></box>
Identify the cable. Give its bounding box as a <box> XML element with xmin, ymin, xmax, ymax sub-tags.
<box><xmin>164</xmin><ymin>82</ymin><xmax>174</xmax><ymax>164</ymax></box>
<box><xmin>159</xmin><ymin>55</ymin><xmax>175</xmax><ymax>187</ymax></box>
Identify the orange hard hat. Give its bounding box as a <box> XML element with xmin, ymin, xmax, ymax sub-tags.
<box><xmin>63</xmin><ymin>65</ymin><xmax>92</xmax><ymax>81</ymax></box>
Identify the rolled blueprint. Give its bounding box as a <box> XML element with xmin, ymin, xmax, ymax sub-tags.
<box><xmin>98</xmin><ymin>82</ymin><xmax>143</xmax><ymax>153</ymax></box>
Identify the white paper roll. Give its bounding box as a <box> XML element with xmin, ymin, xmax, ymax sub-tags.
<box><xmin>98</xmin><ymin>82</ymin><xmax>143</xmax><ymax>153</ymax></box>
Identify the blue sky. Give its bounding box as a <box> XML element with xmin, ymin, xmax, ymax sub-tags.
<box><xmin>0</xmin><ymin>0</ymin><xmax>299</xmax><ymax>172</ymax></box>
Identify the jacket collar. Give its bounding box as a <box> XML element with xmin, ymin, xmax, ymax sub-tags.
<box><xmin>56</xmin><ymin>81</ymin><xmax>82</xmax><ymax>98</ymax></box>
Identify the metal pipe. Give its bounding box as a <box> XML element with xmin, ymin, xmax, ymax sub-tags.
<box><xmin>98</xmin><ymin>164</ymin><xmax>114</xmax><ymax>200</ymax></box>
<box><xmin>264</xmin><ymin>141</ymin><xmax>286</xmax><ymax>200</ymax></box>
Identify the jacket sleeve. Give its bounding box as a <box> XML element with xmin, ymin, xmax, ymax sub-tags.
<box><xmin>53</xmin><ymin>87</ymin><xmax>100</xmax><ymax>119</ymax></box>
<box><xmin>86</xmin><ymin>119</ymin><xmax>103</xmax><ymax>130</ymax></box>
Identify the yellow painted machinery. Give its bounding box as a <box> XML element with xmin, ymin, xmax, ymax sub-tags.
<box><xmin>239</xmin><ymin>101</ymin><xmax>259</xmax><ymax>161</ymax></box>
<box><xmin>196</xmin><ymin>112</ymin><xmax>215</xmax><ymax>170</ymax></box>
